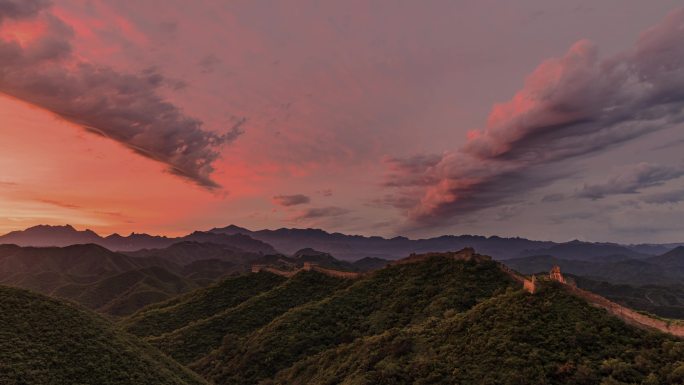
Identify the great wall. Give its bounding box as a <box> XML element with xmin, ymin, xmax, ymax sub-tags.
<box><xmin>251</xmin><ymin>247</ymin><xmax>684</xmax><ymax>338</ymax></box>
<box><xmin>251</xmin><ymin>262</ymin><xmax>362</xmax><ymax>279</ymax></box>
<box><xmin>520</xmin><ymin>263</ymin><xmax>684</xmax><ymax>338</ymax></box>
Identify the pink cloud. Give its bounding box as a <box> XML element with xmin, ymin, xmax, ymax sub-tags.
<box><xmin>386</xmin><ymin>7</ymin><xmax>684</xmax><ymax>228</ymax></box>
<box><xmin>0</xmin><ymin>1</ymin><xmax>242</xmax><ymax>188</ymax></box>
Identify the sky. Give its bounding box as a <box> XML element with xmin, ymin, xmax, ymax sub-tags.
<box><xmin>1</xmin><ymin>0</ymin><xmax>684</xmax><ymax>243</ymax></box>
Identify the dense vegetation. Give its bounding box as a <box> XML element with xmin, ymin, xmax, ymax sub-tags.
<box><xmin>122</xmin><ymin>271</ymin><xmax>286</xmax><ymax>337</ymax></box>
<box><xmin>0</xmin><ymin>244</ymin><xmax>210</xmax><ymax>317</ymax></box>
<box><xmin>0</xmin><ymin>243</ymin><xmax>268</xmax><ymax>317</ymax></box>
<box><xmin>572</xmin><ymin>275</ymin><xmax>684</xmax><ymax>319</ymax></box>
<box><xmin>0</xmin><ymin>285</ymin><xmax>207</xmax><ymax>385</ymax></box>
<box><xmin>192</xmin><ymin>256</ymin><xmax>516</xmax><ymax>384</ymax></box>
<box><xmin>269</xmin><ymin>283</ymin><xmax>684</xmax><ymax>385</ymax></box>
<box><xmin>149</xmin><ymin>271</ymin><xmax>351</xmax><ymax>364</ymax></box>
<box><xmin>5</xmin><ymin>242</ymin><xmax>684</xmax><ymax>385</ymax></box>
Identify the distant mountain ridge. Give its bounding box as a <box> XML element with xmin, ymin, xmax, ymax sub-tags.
<box><xmin>0</xmin><ymin>225</ymin><xmax>277</xmax><ymax>254</ymax></box>
<box><xmin>210</xmin><ymin>224</ymin><xmax>684</xmax><ymax>261</ymax></box>
<box><xmin>506</xmin><ymin>246</ymin><xmax>684</xmax><ymax>286</ymax></box>
<box><xmin>2</xmin><ymin>224</ymin><xmax>684</xmax><ymax>261</ymax></box>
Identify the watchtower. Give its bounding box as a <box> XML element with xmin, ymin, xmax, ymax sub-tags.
<box><xmin>523</xmin><ymin>275</ymin><xmax>536</xmax><ymax>294</ymax></box>
<box><xmin>549</xmin><ymin>265</ymin><xmax>566</xmax><ymax>284</ymax></box>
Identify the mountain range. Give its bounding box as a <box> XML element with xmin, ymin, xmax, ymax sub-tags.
<box><xmin>0</xmin><ymin>225</ymin><xmax>276</xmax><ymax>254</ymax></box>
<box><xmin>3</xmin><ymin>224</ymin><xmax>683</xmax><ymax>260</ymax></box>
<box><xmin>3</xmin><ymin>234</ymin><xmax>684</xmax><ymax>384</ymax></box>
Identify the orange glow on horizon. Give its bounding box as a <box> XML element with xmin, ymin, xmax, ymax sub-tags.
<box><xmin>0</xmin><ymin>93</ymin><xmax>233</xmax><ymax>237</ymax></box>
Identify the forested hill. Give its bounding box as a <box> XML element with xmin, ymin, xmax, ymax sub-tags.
<box><xmin>0</xmin><ymin>285</ymin><xmax>207</xmax><ymax>385</ymax></box>
<box><xmin>116</xmin><ymin>249</ymin><xmax>684</xmax><ymax>384</ymax></box>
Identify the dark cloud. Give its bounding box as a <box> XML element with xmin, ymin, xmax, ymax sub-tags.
<box><xmin>272</xmin><ymin>194</ymin><xmax>311</xmax><ymax>206</ymax></box>
<box><xmin>0</xmin><ymin>1</ymin><xmax>242</xmax><ymax>188</ymax></box>
<box><xmin>641</xmin><ymin>188</ymin><xmax>684</xmax><ymax>204</ymax></box>
<box><xmin>0</xmin><ymin>0</ymin><xmax>49</xmax><ymax>22</ymax></box>
<box><xmin>292</xmin><ymin>206</ymin><xmax>350</xmax><ymax>221</ymax></box>
<box><xmin>383</xmin><ymin>154</ymin><xmax>441</xmax><ymax>187</ymax></box>
<box><xmin>385</xmin><ymin>8</ymin><xmax>684</xmax><ymax>228</ymax></box>
<box><xmin>317</xmin><ymin>189</ymin><xmax>333</xmax><ymax>197</ymax></box>
<box><xmin>577</xmin><ymin>163</ymin><xmax>684</xmax><ymax>200</ymax></box>
<box><xmin>369</xmin><ymin>193</ymin><xmax>419</xmax><ymax>210</ymax></box>
<box><xmin>541</xmin><ymin>193</ymin><xmax>566</xmax><ymax>203</ymax></box>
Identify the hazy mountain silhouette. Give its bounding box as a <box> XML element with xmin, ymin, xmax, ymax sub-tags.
<box><xmin>0</xmin><ymin>225</ymin><xmax>277</xmax><ymax>253</ymax></box>
<box><xmin>2</xmin><ymin>224</ymin><xmax>683</xmax><ymax>264</ymax></box>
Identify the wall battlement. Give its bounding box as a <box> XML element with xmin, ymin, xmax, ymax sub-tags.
<box><xmin>251</xmin><ymin>262</ymin><xmax>361</xmax><ymax>279</ymax></box>
<box><xmin>251</xmin><ymin>265</ymin><xmax>298</xmax><ymax>277</ymax></box>
<box><xmin>520</xmin><ymin>265</ymin><xmax>684</xmax><ymax>338</ymax></box>
<box><xmin>391</xmin><ymin>247</ymin><xmax>491</xmax><ymax>266</ymax></box>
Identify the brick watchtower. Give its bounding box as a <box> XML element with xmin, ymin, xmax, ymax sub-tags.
<box><xmin>549</xmin><ymin>265</ymin><xmax>566</xmax><ymax>284</ymax></box>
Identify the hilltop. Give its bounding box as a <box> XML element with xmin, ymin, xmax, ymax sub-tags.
<box><xmin>116</xmin><ymin>249</ymin><xmax>684</xmax><ymax>384</ymax></box>
<box><xmin>123</xmin><ymin>249</ymin><xmax>518</xmax><ymax>383</ymax></box>
<box><xmin>269</xmin><ymin>284</ymin><xmax>683</xmax><ymax>384</ymax></box>
<box><xmin>0</xmin><ymin>285</ymin><xmax>207</xmax><ymax>385</ymax></box>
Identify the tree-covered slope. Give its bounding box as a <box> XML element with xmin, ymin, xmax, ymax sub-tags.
<box><xmin>270</xmin><ymin>284</ymin><xmax>684</xmax><ymax>385</ymax></box>
<box><xmin>0</xmin><ymin>285</ymin><xmax>207</xmax><ymax>385</ymax></box>
<box><xmin>52</xmin><ymin>265</ymin><xmax>199</xmax><ymax>316</ymax></box>
<box><xmin>571</xmin><ymin>275</ymin><xmax>684</xmax><ymax>319</ymax></box>
<box><xmin>149</xmin><ymin>270</ymin><xmax>352</xmax><ymax>365</ymax></box>
<box><xmin>193</xmin><ymin>255</ymin><xmax>516</xmax><ymax>384</ymax></box>
<box><xmin>0</xmin><ymin>244</ymin><xmax>206</xmax><ymax>317</ymax></box>
<box><xmin>122</xmin><ymin>271</ymin><xmax>287</xmax><ymax>337</ymax></box>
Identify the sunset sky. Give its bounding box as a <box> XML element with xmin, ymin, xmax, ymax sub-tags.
<box><xmin>2</xmin><ymin>0</ymin><xmax>684</xmax><ymax>243</ymax></box>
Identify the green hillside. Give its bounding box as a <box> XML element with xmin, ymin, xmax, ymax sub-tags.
<box><xmin>0</xmin><ymin>285</ymin><xmax>207</xmax><ymax>385</ymax></box>
<box><xmin>122</xmin><ymin>271</ymin><xmax>287</xmax><ymax>337</ymax></box>
<box><xmin>193</xmin><ymin>255</ymin><xmax>516</xmax><ymax>384</ymax></box>
<box><xmin>0</xmin><ymin>244</ymin><xmax>206</xmax><ymax>317</ymax></box>
<box><xmin>269</xmin><ymin>283</ymin><xmax>684</xmax><ymax>385</ymax></box>
<box><xmin>149</xmin><ymin>270</ymin><xmax>351</xmax><ymax>365</ymax></box>
<box><xmin>53</xmin><ymin>266</ymin><xmax>199</xmax><ymax>316</ymax></box>
<box><xmin>571</xmin><ymin>275</ymin><xmax>684</xmax><ymax>319</ymax></box>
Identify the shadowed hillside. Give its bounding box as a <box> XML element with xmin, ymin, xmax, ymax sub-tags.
<box><xmin>122</xmin><ymin>271</ymin><xmax>288</xmax><ymax>337</ymax></box>
<box><xmin>268</xmin><ymin>284</ymin><xmax>684</xmax><ymax>385</ymax></box>
<box><xmin>570</xmin><ymin>275</ymin><xmax>684</xmax><ymax>319</ymax></box>
<box><xmin>148</xmin><ymin>270</ymin><xmax>352</xmax><ymax>365</ymax></box>
<box><xmin>0</xmin><ymin>285</ymin><xmax>207</xmax><ymax>385</ymax></box>
<box><xmin>192</xmin><ymin>252</ymin><xmax>516</xmax><ymax>384</ymax></box>
<box><xmin>0</xmin><ymin>244</ymin><xmax>202</xmax><ymax>316</ymax></box>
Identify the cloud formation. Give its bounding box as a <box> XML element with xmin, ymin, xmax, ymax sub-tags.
<box><xmin>0</xmin><ymin>0</ymin><xmax>241</xmax><ymax>188</ymax></box>
<box><xmin>641</xmin><ymin>188</ymin><xmax>684</xmax><ymax>205</ymax></box>
<box><xmin>385</xmin><ymin>7</ymin><xmax>684</xmax><ymax>228</ymax></box>
<box><xmin>0</xmin><ymin>0</ymin><xmax>48</xmax><ymax>22</ymax></box>
<box><xmin>292</xmin><ymin>206</ymin><xmax>350</xmax><ymax>221</ymax></box>
<box><xmin>577</xmin><ymin>163</ymin><xmax>684</xmax><ymax>200</ymax></box>
<box><xmin>272</xmin><ymin>194</ymin><xmax>311</xmax><ymax>207</ymax></box>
